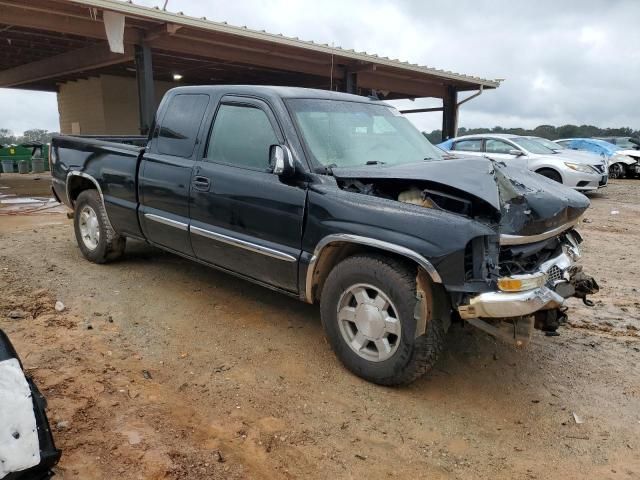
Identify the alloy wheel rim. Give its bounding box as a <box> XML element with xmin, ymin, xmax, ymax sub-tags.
<box><xmin>337</xmin><ymin>283</ymin><xmax>401</xmax><ymax>362</ymax></box>
<box><xmin>79</xmin><ymin>205</ymin><xmax>100</xmax><ymax>250</ymax></box>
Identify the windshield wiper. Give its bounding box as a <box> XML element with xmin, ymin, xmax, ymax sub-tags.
<box><xmin>365</xmin><ymin>160</ymin><xmax>385</xmax><ymax>165</ymax></box>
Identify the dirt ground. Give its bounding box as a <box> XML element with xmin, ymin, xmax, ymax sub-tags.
<box><xmin>1</xmin><ymin>173</ymin><xmax>639</xmax><ymax>479</ymax></box>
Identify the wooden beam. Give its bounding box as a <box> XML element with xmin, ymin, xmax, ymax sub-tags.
<box><xmin>357</xmin><ymin>71</ymin><xmax>446</xmax><ymax>98</ymax></box>
<box><xmin>144</xmin><ymin>23</ymin><xmax>183</xmax><ymax>43</ymax></box>
<box><xmin>0</xmin><ymin>3</ymin><xmax>139</xmax><ymax>43</ymax></box>
<box><xmin>0</xmin><ymin>42</ymin><xmax>134</xmax><ymax>87</ymax></box>
<box><xmin>150</xmin><ymin>35</ymin><xmax>342</xmax><ymax>80</ymax></box>
<box><xmin>399</xmin><ymin>107</ymin><xmax>444</xmax><ymax>114</ymax></box>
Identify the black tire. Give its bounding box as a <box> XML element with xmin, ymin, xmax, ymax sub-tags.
<box><xmin>608</xmin><ymin>162</ymin><xmax>626</xmax><ymax>180</ymax></box>
<box><xmin>536</xmin><ymin>168</ymin><xmax>562</xmax><ymax>183</ymax></box>
<box><xmin>73</xmin><ymin>189</ymin><xmax>125</xmax><ymax>263</ymax></box>
<box><xmin>320</xmin><ymin>254</ymin><xmax>445</xmax><ymax>386</ymax></box>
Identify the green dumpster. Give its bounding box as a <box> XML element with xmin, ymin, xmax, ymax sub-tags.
<box><xmin>0</xmin><ymin>144</ymin><xmax>50</xmax><ymax>173</ymax></box>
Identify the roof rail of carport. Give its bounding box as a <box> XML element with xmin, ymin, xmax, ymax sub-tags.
<box><xmin>69</xmin><ymin>0</ymin><xmax>501</xmax><ymax>90</ymax></box>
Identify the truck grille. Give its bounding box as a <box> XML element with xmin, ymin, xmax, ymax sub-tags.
<box><xmin>546</xmin><ymin>265</ymin><xmax>563</xmax><ymax>287</ymax></box>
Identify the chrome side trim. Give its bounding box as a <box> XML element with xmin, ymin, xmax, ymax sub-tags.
<box><xmin>304</xmin><ymin>234</ymin><xmax>442</xmax><ymax>304</ymax></box>
<box><xmin>144</xmin><ymin>213</ymin><xmax>188</xmax><ymax>231</ymax></box>
<box><xmin>190</xmin><ymin>225</ymin><xmax>297</xmax><ymax>263</ymax></box>
<box><xmin>500</xmin><ymin>217</ymin><xmax>581</xmax><ymax>246</ymax></box>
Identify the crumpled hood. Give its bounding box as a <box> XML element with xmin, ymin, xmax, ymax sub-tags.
<box><xmin>332</xmin><ymin>158</ymin><xmax>590</xmax><ymax>237</ymax></box>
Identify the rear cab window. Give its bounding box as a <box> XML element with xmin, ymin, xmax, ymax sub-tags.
<box><xmin>156</xmin><ymin>94</ymin><xmax>210</xmax><ymax>157</ymax></box>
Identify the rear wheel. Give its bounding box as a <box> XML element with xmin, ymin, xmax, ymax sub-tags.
<box><xmin>608</xmin><ymin>162</ymin><xmax>626</xmax><ymax>179</ymax></box>
<box><xmin>73</xmin><ymin>189</ymin><xmax>125</xmax><ymax>263</ymax></box>
<box><xmin>320</xmin><ymin>255</ymin><xmax>445</xmax><ymax>386</ymax></box>
<box><xmin>536</xmin><ymin>168</ymin><xmax>562</xmax><ymax>183</ymax></box>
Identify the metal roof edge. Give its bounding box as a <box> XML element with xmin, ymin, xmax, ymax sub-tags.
<box><xmin>68</xmin><ymin>0</ymin><xmax>501</xmax><ymax>88</ymax></box>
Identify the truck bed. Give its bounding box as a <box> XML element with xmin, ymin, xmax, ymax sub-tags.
<box><xmin>50</xmin><ymin>134</ymin><xmax>146</xmax><ymax>238</ymax></box>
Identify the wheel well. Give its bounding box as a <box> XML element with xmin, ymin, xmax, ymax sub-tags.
<box><xmin>67</xmin><ymin>176</ymin><xmax>98</xmax><ymax>206</ymax></box>
<box><xmin>308</xmin><ymin>242</ymin><xmax>418</xmax><ymax>303</ymax></box>
<box><xmin>535</xmin><ymin>168</ymin><xmax>562</xmax><ymax>181</ymax></box>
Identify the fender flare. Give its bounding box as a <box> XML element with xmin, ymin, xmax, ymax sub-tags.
<box><xmin>65</xmin><ymin>171</ymin><xmax>117</xmax><ymax>232</ymax></box>
<box><xmin>65</xmin><ymin>171</ymin><xmax>104</xmax><ymax>207</ymax></box>
<box><xmin>304</xmin><ymin>233</ymin><xmax>442</xmax><ymax>304</ymax></box>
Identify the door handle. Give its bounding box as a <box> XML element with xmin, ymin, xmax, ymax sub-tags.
<box><xmin>193</xmin><ymin>175</ymin><xmax>210</xmax><ymax>191</ymax></box>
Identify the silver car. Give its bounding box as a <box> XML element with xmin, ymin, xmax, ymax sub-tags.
<box><xmin>440</xmin><ymin>134</ymin><xmax>607</xmax><ymax>192</ymax></box>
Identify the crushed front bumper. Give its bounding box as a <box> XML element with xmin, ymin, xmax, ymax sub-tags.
<box><xmin>458</xmin><ymin>285</ymin><xmax>564</xmax><ymax>319</ymax></box>
<box><xmin>458</xmin><ymin>234</ymin><xmax>598</xmax><ymax>320</ymax></box>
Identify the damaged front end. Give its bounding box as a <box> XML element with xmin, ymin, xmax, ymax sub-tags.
<box><xmin>458</xmin><ymin>229</ymin><xmax>599</xmax><ymax>346</ymax></box>
<box><xmin>331</xmin><ymin>158</ymin><xmax>598</xmax><ymax>347</ymax></box>
<box><xmin>0</xmin><ymin>330</ymin><xmax>61</xmax><ymax>480</ymax></box>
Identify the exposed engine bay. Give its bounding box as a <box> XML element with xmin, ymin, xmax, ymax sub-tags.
<box><xmin>338</xmin><ymin>178</ymin><xmax>499</xmax><ymax>222</ymax></box>
<box><xmin>332</xmin><ymin>159</ymin><xmax>599</xmax><ymax>349</ymax></box>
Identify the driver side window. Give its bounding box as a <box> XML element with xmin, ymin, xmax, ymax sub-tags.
<box><xmin>206</xmin><ymin>104</ymin><xmax>278</xmax><ymax>170</ymax></box>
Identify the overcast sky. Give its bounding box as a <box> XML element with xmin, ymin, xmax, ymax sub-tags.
<box><xmin>1</xmin><ymin>0</ymin><xmax>638</xmax><ymax>135</ymax></box>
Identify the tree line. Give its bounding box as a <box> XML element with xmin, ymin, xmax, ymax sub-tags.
<box><xmin>0</xmin><ymin>128</ymin><xmax>57</xmax><ymax>146</ymax></box>
<box><xmin>424</xmin><ymin>125</ymin><xmax>640</xmax><ymax>144</ymax></box>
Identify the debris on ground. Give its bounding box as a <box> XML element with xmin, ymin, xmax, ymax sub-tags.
<box><xmin>572</xmin><ymin>412</ymin><xmax>585</xmax><ymax>425</ymax></box>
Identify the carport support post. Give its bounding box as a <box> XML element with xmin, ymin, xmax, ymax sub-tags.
<box><xmin>345</xmin><ymin>71</ymin><xmax>358</xmax><ymax>94</ymax></box>
<box><xmin>442</xmin><ymin>86</ymin><xmax>458</xmax><ymax>141</ymax></box>
<box><xmin>135</xmin><ymin>43</ymin><xmax>155</xmax><ymax>136</ymax></box>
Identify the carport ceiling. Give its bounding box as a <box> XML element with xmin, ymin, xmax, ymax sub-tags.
<box><xmin>0</xmin><ymin>0</ymin><xmax>500</xmax><ymax>98</ymax></box>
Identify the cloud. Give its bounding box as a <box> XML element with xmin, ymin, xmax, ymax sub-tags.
<box><xmin>0</xmin><ymin>0</ymin><xmax>638</xmax><ymax>134</ymax></box>
<box><xmin>0</xmin><ymin>89</ymin><xmax>59</xmax><ymax>135</ymax></box>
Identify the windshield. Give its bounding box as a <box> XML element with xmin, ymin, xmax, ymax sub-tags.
<box><xmin>287</xmin><ymin>99</ymin><xmax>445</xmax><ymax>168</ymax></box>
<box><xmin>530</xmin><ymin>137</ymin><xmax>565</xmax><ymax>151</ymax></box>
<box><xmin>615</xmin><ymin>139</ymin><xmax>635</xmax><ymax>149</ymax></box>
<box><xmin>591</xmin><ymin>139</ymin><xmax>621</xmax><ymax>151</ymax></box>
<box><xmin>510</xmin><ymin>137</ymin><xmax>556</xmax><ymax>155</ymax></box>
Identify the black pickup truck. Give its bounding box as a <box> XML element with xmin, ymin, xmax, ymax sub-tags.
<box><xmin>50</xmin><ymin>86</ymin><xmax>597</xmax><ymax>385</ymax></box>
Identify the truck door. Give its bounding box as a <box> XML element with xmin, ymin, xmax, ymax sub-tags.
<box><xmin>189</xmin><ymin>96</ymin><xmax>306</xmax><ymax>292</ymax></box>
<box><xmin>138</xmin><ymin>93</ymin><xmax>210</xmax><ymax>255</ymax></box>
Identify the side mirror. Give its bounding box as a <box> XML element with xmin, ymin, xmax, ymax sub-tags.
<box><xmin>508</xmin><ymin>149</ymin><xmax>524</xmax><ymax>157</ymax></box>
<box><xmin>270</xmin><ymin>144</ymin><xmax>295</xmax><ymax>177</ymax></box>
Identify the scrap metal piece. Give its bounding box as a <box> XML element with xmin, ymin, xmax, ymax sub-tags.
<box><xmin>0</xmin><ymin>330</ymin><xmax>61</xmax><ymax>479</ymax></box>
<box><xmin>466</xmin><ymin>316</ymin><xmax>535</xmax><ymax>348</ymax></box>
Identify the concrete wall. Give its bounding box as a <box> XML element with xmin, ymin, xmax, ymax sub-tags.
<box><xmin>57</xmin><ymin>75</ymin><xmax>174</xmax><ymax>135</ymax></box>
<box><xmin>57</xmin><ymin>77</ymin><xmax>106</xmax><ymax>135</ymax></box>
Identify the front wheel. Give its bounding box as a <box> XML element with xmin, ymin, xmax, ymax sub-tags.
<box><xmin>320</xmin><ymin>255</ymin><xmax>445</xmax><ymax>386</ymax></box>
<box><xmin>73</xmin><ymin>189</ymin><xmax>126</xmax><ymax>263</ymax></box>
